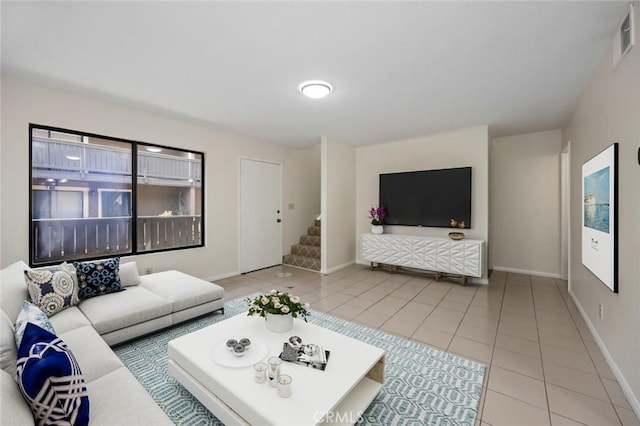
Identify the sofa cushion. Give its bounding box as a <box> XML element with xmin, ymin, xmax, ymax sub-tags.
<box><xmin>0</xmin><ymin>261</ymin><xmax>30</xmax><ymax>323</ymax></box>
<box><xmin>1</xmin><ymin>369</ymin><xmax>34</xmax><ymax>425</ymax></box>
<box><xmin>77</xmin><ymin>286</ymin><xmax>171</xmax><ymax>335</ymax></box>
<box><xmin>86</xmin><ymin>367</ymin><xmax>172</xmax><ymax>425</ymax></box>
<box><xmin>119</xmin><ymin>261</ymin><xmax>141</xmax><ymax>287</ymax></box>
<box><xmin>14</xmin><ymin>301</ymin><xmax>56</xmax><ymax>348</ymax></box>
<box><xmin>74</xmin><ymin>257</ymin><xmax>124</xmax><ymax>299</ymax></box>
<box><xmin>140</xmin><ymin>270</ymin><xmax>224</xmax><ymax>312</ymax></box>
<box><xmin>58</xmin><ymin>326</ymin><xmax>123</xmax><ymax>383</ymax></box>
<box><xmin>48</xmin><ymin>306</ymin><xmax>92</xmax><ymax>335</ymax></box>
<box><xmin>24</xmin><ymin>262</ymin><xmax>79</xmax><ymax>317</ymax></box>
<box><xmin>0</xmin><ymin>310</ymin><xmax>17</xmax><ymax>377</ymax></box>
<box><xmin>17</xmin><ymin>323</ymin><xmax>90</xmax><ymax>426</ymax></box>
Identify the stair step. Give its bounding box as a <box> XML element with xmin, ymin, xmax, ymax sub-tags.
<box><xmin>307</xmin><ymin>225</ymin><xmax>321</xmax><ymax>236</ymax></box>
<box><xmin>300</xmin><ymin>235</ymin><xmax>320</xmax><ymax>246</ymax></box>
<box><xmin>282</xmin><ymin>254</ymin><xmax>320</xmax><ymax>271</ymax></box>
<box><xmin>314</xmin><ymin>219</ymin><xmax>321</xmax><ymax>227</ymax></box>
<box><xmin>291</xmin><ymin>244</ymin><xmax>321</xmax><ymax>259</ymax></box>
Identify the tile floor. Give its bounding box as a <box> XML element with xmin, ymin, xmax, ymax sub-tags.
<box><xmin>216</xmin><ymin>264</ymin><xmax>639</xmax><ymax>426</ymax></box>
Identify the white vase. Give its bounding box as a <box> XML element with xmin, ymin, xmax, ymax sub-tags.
<box><xmin>265</xmin><ymin>313</ymin><xmax>294</xmax><ymax>333</ymax></box>
<box><xmin>371</xmin><ymin>225</ymin><xmax>384</xmax><ymax>234</ymax></box>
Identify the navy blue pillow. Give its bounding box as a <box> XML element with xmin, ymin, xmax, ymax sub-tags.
<box><xmin>73</xmin><ymin>257</ymin><xmax>124</xmax><ymax>299</ymax></box>
<box><xmin>16</xmin><ymin>323</ymin><xmax>90</xmax><ymax>425</ymax></box>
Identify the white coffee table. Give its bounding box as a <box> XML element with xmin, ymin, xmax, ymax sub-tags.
<box><xmin>168</xmin><ymin>313</ymin><xmax>385</xmax><ymax>426</ymax></box>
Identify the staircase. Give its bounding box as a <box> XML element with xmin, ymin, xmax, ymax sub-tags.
<box><xmin>282</xmin><ymin>219</ymin><xmax>321</xmax><ymax>271</ymax></box>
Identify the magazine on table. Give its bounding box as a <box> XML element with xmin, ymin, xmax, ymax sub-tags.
<box><xmin>279</xmin><ymin>336</ymin><xmax>330</xmax><ymax>371</ymax></box>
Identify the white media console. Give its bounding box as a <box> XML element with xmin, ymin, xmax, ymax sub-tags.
<box><xmin>361</xmin><ymin>233</ymin><xmax>484</xmax><ymax>285</ymax></box>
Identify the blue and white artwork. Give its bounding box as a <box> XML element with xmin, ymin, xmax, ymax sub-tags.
<box><xmin>583</xmin><ymin>166</ymin><xmax>610</xmax><ymax>233</ymax></box>
<box><xmin>581</xmin><ymin>143</ymin><xmax>617</xmax><ymax>293</ymax></box>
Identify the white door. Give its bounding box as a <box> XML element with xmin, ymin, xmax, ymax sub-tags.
<box><xmin>239</xmin><ymin>158</ymin><xmax>282</xmax><ymax>273</ymax></box>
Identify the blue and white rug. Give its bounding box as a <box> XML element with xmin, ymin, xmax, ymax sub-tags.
<box><xmin>113</xmin><ymin>295</ymin><xmax>485</xmax><ymax>425</ymax></box>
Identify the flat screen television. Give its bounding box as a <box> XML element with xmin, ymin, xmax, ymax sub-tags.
<box><xmin>379</xmin><ymin>167</ymin><xmax>472</xmax><ymax>228</ymax></box>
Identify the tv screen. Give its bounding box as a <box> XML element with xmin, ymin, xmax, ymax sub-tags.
<box><xmin>379</xmin><ymin>167</ymin><xmax>472</xmax><ymax>228</ymax></box>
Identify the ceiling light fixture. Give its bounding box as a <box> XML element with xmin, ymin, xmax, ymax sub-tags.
<box><xmin>146</xmin><ymin>147</ymin><xmax>162</xmax><ymax>153</ymax></box>
<box><xmin>299</xmin><ymin>80</ymin><xmax>333</xmax><ymax>99</ymax></box>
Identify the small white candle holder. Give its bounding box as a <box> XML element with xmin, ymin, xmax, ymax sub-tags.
<box><xmin>277</xmin><ymin>374</ymin><xmax>292</xmax><ymax>398</ymax></box>
<box><xmin>267</xmin><ymin>356</ymin><xmax>282</xmax><ymax>388</ymax></box>
<box><xmin>253</xmin><ymin>362</ymin><xmax>267</xmax><ymax>384</ymax></box>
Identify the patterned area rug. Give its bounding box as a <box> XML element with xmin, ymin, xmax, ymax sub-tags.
<box><xmin>114</xmin><ymin>295</ymin><xmax>485</xmax><ymax>425</ymax></box>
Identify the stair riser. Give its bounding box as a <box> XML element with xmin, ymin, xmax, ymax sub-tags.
<box><xmin>307</xmin><ymin>226</ymin><xmax>321</xmax><ymax>236</ymax></box>
<box><xmin>300</xmin><ymin>235</ymin><xmax>321</xmax><ymax>246</ymax></box>
<box><xmin>291</xmin><ymin>245</ymin><xmax>321</xmax><ymax>259</ymax></box>
<box><xmin>282</xmin><ymin>254</ymin><xmax>320</xmax><ymax>271</ymax></box>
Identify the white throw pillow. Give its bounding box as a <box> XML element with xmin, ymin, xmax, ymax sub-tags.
<box><xmin>0</xmin><ymin>310</ymin><xmax>17</xmax><ymax>377</ymax></box>
<box><xmin>119</xmin><ymin>261</ymin><xmax>141</xmax><ymax>287</ymax></box>
<box><xmin>0</xmin><ymin>261</ymin><xmax>30</xmax><ymax>323</ymax></box>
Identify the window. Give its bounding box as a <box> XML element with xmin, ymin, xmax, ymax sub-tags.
<box><xmin>136</xmin><ymin>144</ymin><xmax>203</xmax><ymax>252</ymax></box>
<box><xmin>29</xmin><ymin>125</ymin><xmax>204</xmax><ymax>266</ymax></box>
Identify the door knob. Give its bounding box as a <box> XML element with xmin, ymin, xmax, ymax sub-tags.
<box><xmin>277</xmin><ymin>219</ymin><xmax>282</xmax><ymax>223</ymax></box>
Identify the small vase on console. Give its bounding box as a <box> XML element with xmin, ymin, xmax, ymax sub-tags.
<box><xmin>368</xmin><ymin>205</ymin><xmax>386</xmax><ymax>235</ymax></box>
<box><xmin>371</xmin><ymin>225</ymin><xmax>384</xmax><ymax>235</ymax></box>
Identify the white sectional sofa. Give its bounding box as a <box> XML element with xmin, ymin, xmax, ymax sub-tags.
<box><xmin>0</xmin><ymin>260</ymin><xmax>225</xmax><ymax>425</ymax></box>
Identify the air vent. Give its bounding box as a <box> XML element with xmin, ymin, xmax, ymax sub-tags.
<box><xmin>613</xmin><ymin>4</ymin><xmax>635</xmax><ymax>65</ymax></box>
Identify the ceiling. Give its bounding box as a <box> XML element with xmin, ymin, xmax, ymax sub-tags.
<box><xmin>1</xmin><ymin>1</ymin><xmax>630</xmax><ymax>147</ymax></box>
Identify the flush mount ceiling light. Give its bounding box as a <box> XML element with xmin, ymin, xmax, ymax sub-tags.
<box><xmin>146</xmin><ymin>147</ymin><xmax>162</xmax><ymax>153</ymax></box>
<box><xmin>299</xmin><ymin>80</ymin><xmax>333</xmax><ymax>99</ymax></box>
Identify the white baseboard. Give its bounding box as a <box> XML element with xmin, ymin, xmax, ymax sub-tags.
<box><xmin>204</xmin><ymin>270</ymin><xmax>240</xmax><ymax>282</ymax></box>
<box><xmin>569</xmin><ymin>290</ymin><xmax>640</xmax><ymax>419</ymax></box>
<box><xmin>492</xmin><ymin>266</ymin><xmax>562</xmax><ymax>279</ymax></box>
<box><xmin>322</xmin><ymin>261</ymin><xmax>356</xmax><ymax>275</ymax></box>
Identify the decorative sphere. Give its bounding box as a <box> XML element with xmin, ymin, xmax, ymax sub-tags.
<box><xmin>232</xmin><ymin>344</ymin><xmax>246</xmax><ymax>357</ymax></box>
<box><xmin>226</xmin><ymin>339</ymin><xmax>238</xmax><ymax>351</ymax></box>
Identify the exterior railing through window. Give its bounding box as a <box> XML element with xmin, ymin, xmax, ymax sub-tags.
<box><xmin>32</xmin><ymin>216</ymin><xmax>202</xmax><ymax>263</ymax></box>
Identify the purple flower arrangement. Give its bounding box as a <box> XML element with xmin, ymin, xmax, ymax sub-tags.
<box><xmin>368</xmin><ymin>205</ymin><xmax>386</xmax><ymax>225</ymax></box>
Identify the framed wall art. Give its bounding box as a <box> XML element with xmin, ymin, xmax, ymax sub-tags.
<box><xmin>581</xmin><ymin>143</ymin><xmax>618</xmax><ymax>293</ymax></box>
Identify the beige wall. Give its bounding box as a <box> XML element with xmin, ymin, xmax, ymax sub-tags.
<box><xmin>355</xmin><ymin>125</ymin><xmax>490</xmax><ymax>281</ymax></box>
<box><xmin>282</xmin><ymin>144</ymin><xmax>321</xmax><ymax>254</ymax></box>
<box><xmin>564</xmin><ymin>2</ymin><xmax>640</xmax><ymax>414</ymax></box>
<box><xmin>321</xmin><ymin>138</ymin><xmax>356</xmax><ymax>273</ymax></box>
<box><xmin>490</xmin><ymin>130</ymin><xmax>562</xmax><ymax>277</ymax></box>
<box><xmin>0</xmin><ymin>74</ymin><xmax>311</xmax><ymax>280</ymax></box>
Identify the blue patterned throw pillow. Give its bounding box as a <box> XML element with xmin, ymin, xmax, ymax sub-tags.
<box><xmin>73</xmin><ymin>257</ymin><xmax>124</xmax><ymax>299</ymax></box>
<box><xmin>14</xmin><ymin>301</ymin><xmax>56</xmax><ymax>348</ymax></box>
<box><xmin>16</xmin><ymin>323</ymin><xmax>90</xmax><ymax>425</ymax></box>
<box><xmin>24</xmin><ymin>262</ymin><xmax>79</xmax><ymax>317</ymax></box>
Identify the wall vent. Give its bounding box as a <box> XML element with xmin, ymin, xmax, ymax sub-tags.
<box><xmin>613</xmin><ymin>4</ymin><xmax>635</xmax><ymax>65</ymax></box>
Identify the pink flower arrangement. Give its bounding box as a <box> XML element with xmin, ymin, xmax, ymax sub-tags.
<box><xmin>368</xmin><ymin>205</ymin><xmax>386</xmax><ymax>225</ymax></box>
